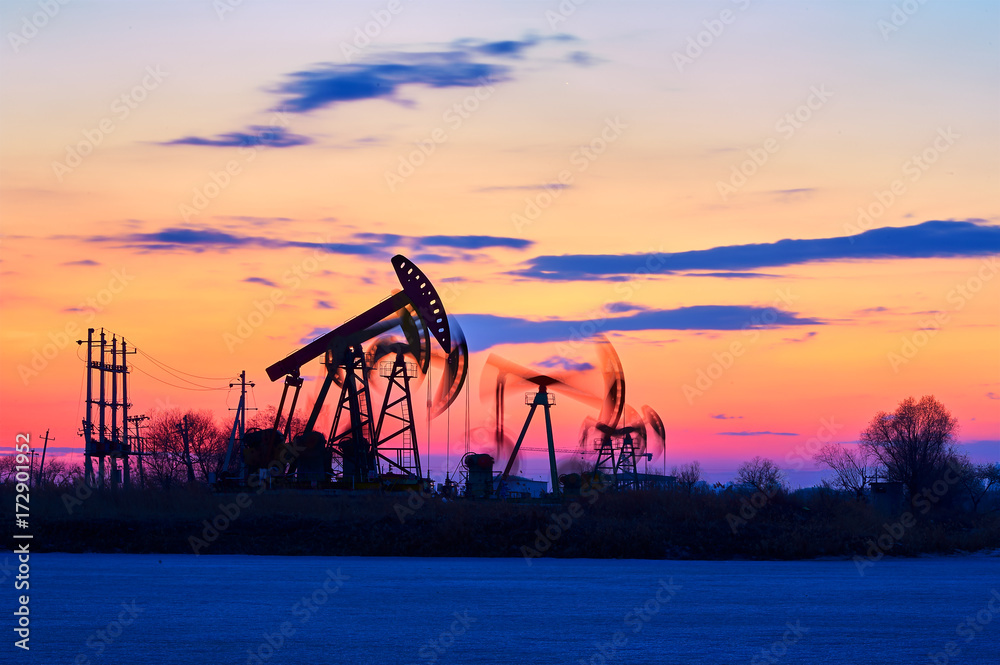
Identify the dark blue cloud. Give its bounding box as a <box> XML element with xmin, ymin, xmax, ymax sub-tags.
<box><xmin>244</xmin><ymin>277</ymin><xmax>279</xmax><ymax>288</ymax></box>
<box><xmin>604</xmin><ymin>302</ymin><xmax>649</xmax><ymax>314</ymax></box>
<box><xmin>299</xmin><ymin>327</ymin><xmax>328</xmax><ymax>345</ymax></box>
<box><xmin>163</xmin><ymin>35</ymin><xmax>575</xmax><ymax>147</ymax></box>
<box><xmin>353</xmin><ymin>232</ymin><xmax>404</xmax><ymax>247</ymax></box>
<box><xmin>82</xmin><ymin>227</ymin><xmax>374</xmax><ymax>255</ymax></box>
<box><xmin>465</xmin><ymin>37</ymin><xmax>539</xmax><ymax>58</ymax></box>
<box><xmin>420</xmin><ymin>235</ymin><xmax>532</xmax><ymax>250</ymax></box>
<box><xmin>316</xmin><ymin>300</ymin><xmax>336</xmax><ymax>310</ymax></box>
<box><xmin>61</xmin><ymin>259</ymin><xmax>100</xmax><ymax>266</ymax></box>
<box><xmin>76</xmin><ymin>226</ymin><xmax>529</xmax><ymax>267</ymax></box>
<box><xmin>275</xmin><ymin>51</ymin><xmax>509</xmax><ymax>113</ymax></box>
<box><xmin>163</xmin><ymin>126</ymin><xmax>312</xmax><ymax>148</ymax></box>
<box><xmin>353</xmin><ymin>232</ymin><xmax>533</xmax><ymax>251</ymax></box>
<box><xmin>535</xmin><ymin>356</ymin><xmax>595</xmax><ymax>372</ymax></box>
<box><xmin>514</xmin><ymin>221</ymin><xmax>1000</xmax><ymax>280</ymax></box>
<box><xmin>711</xmin><ymin>414</ymin><xmax>743</xmax><ymax>420</ymax></box>
<box><xmin>459</xmin><ymin>305</ymin><xmax>821</xmax><ymax>352</ymax></box>
<box><xmin>718</xmin><ymin>431</ymin><xmax>799</xmax><ymax>436</ymax></box>
<box><xmin>453</xmin><ymin>35</ymin><xmax>575</xmax><ymax>59</ymax></box>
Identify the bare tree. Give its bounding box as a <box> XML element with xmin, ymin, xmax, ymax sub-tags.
<box><xmin>814</xmin><ymin>443</ymin><xmax>877</xmax><ymax>500</ymax></box>
<box><xmin>736</xmin><ymin>456</ymin><xmax>784</xmax><ymax>494</ymax></box>
<box><xmin>34</xmin><ymin>458</ymin><xmax>83</xmax><ymax>487</ymax></box>
<box><xmin>182</xmin><ymin>410</ymin><xmax>227</xmax><ymax>480</ymax></box>
<box><xmin>980</xmin><ymin>463</ymin><xmax>1000</xmax><ymax>512</ymax></box>
<box><xmin>860</xmin><ymin>395</ymin><xmax>958</xmax><ymax>500</ymax></box>
<box><xmin>672</xmin><ymin>461</ymin><xmax>702</xmax><ymax>493</ymax></box>
<box><xmin>248</xmin><ymin>405</ymin><xmax>306</xmax><ymax>439</ymax></box>
<box><xmin>951</xmin><ymin>456</ymin><xmax>1000</xmax><ymax>514</ymax></box>
<box><xmin>0</xmin><ymin>456</ymin><xmax>17</xmax><ymax>484</ymax></box>
<box><xmin>145</xmin><ymin>408</ymin><xmax>188</xmax><ymax>488</ymax></box>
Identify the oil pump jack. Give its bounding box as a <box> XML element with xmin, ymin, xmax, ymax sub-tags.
<box><xmin>261</xmin><ymin>254</ymin><xmax>464</xmax><ymax>488</ymax></box>
<box><xmin>481</xmin><ymin>335</ymin><xmax>666</xmax><ymax>496</ymax></box>
<box><xmin>483</xmin><ymin>336</ymin><xmax>626</xmax><ymax>497</ymax></box>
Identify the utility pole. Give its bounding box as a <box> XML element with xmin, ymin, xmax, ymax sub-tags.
<box><xmin>177</xmin><ymin>415</ymin><xmax>196</xmax><ymax>483</ymax></box>
<box><xmin>225</xmin><ymin>371</ymin><xmax>255</xmax><ymax>481</ymax></box>
<box><xmin>82</xmin><ymin>328</ymin><xmax>95</xmax><ymax>485</ymax></box>
<box><xmin>98</xmin><ymin>329</ymin><xmax>106</xmax><ymax>489</ymax></box>
<box><xmin>37</xmin><ymin>429</ymin><xmax>53</xmax><ymax>487</ymax></box>
<box><xmin>110</xmin><ymin>334</ymin><xmax>119</xmax><ymax>490</ymax></box>
<box><xmin>28</xmin><ymin>450</ymin><xmax>36</xmax><ymax>487</ymax></box>
<box><xmin>232</xmin><ymin>370</ymin><xmax>255</xmax><ymax>446</ymax></box>
<box><xmin>121</xmin><ymin>338</ymin><xmax>130</xmax><ymax>490</ymax></box>
<box><xmin>128</xmin><ymin>415</ymin><xmax>148</xmax><ymax>489</ymax></box>
<box><xmin>76</xmin><ymin>329</ymin><xmax>136</xmax><ymax>491</ymax></box>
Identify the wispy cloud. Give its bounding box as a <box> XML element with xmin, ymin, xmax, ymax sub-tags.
<box><xmin>275</xmin><ymin>50</ymin><xmax>509</xmax><ymax>113</ymax></box>
<box><xmin>354</xmin><ymin>232</ymin><xmax>533</xmax><ymax>251</ymax></box>
<box><xmin>771</xmin><ymin>188</ymin><xmax>816</xmax><ymax>200</ymax></box>
<box><xmin>567</xmin><ymin>50</ymin><xmax>598</xmax><ymax>66</ymax></box>
<box><xmin>163</xmin><ymin>126</ymin><xmax>312</xmax><ymax>148</ymax></box>
<box><xmin>604</xmin><ymin>302</ymin><xmax>649</xmax><ymax>314</ymax></box>
<box><xmin>782</xmin><ymin>331</ymin><xmax>818</xmax><ymax>343</ymax></box>
<box><xmin>163</xmin><ymin>35</ymin><xmax>578</xmax><ymax>147</ymax></box>
<box><xmin>61</xmin><ymin>259</ymin><xmax>100</xmax><ymax>266</ymax></box>
<box><xmin>460</xmin><ymin>306</ymin><xmax>822</xmax><ymax>351</ymax></box>
<box><xmin>513</xmin><ymin>221</ymin><xmax>1000</xmax><ymax>281</ymax></box>
<box><xmin>475</xmin><ymin>183</ymin><xmax>572</xmax><ymax>193</ymax></box>
<box><xmin>683</xmin><ymin>272</ymin><xmax>778</xmax><ymax>279</ymax></box>
<box><xmin>718</xmin><ymin>431</ymin><xmax>799</xmax><ymax>436</ymax></box>
<box><xmin>75</xmin><ymin>227</ymin><xmax>373</xmax><ymax>255</ymax></box>
<box><xmin>454</xmin><ymin>36</ymin><xmax>568</xmax><ymax>58</ymax></box>
<box><xmin>535</xmin><ymin>356</ymin><xmax>595</xmax><ymax>372</ymax></box>
<box><xmin>67</xmin><ymin>226</ymin><xmax>532</xmax><ymax>258</ymax></box>
<box><xmin>244</xmin><ymin>276</ymin><xmax>279</xmax><ymax>288</ymax></box>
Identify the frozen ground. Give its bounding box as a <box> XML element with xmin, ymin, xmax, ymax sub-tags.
<box><xmin>10</xmin><ymin>552</ymin><xmax>1000</xmax><ymax>664</ymax></box>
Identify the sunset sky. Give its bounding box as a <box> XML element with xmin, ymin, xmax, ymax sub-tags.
<box><xmin>1</xmin><ymin>0</ymin><xmax>997</xmax><ymax>487</ymax></box>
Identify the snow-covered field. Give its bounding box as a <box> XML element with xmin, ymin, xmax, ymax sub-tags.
<box><xmin>15</xmin><ymin>552</ymin><xmax>999</xmax><ymax>664</ymax></box>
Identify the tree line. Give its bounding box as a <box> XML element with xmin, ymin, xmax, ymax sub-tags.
<box><xmin>671</xmin><ymin>395</ymin><xmax>999</xmax><ymax>513</ymax></box>
<box><xmin>0</xmin><ymin>405</ymin><xmax>300</xmax><ymax>489</ymax></box>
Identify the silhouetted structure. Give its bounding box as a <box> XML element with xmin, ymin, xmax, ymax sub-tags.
<box><xmin>262</xmin><ymin>255</ymin><xmax>467</xmax><ymax>489</ymax></box>
<box><xmin>77</xmin><ymin>328</ymin><xmax>137</xmax><ymax>489</ymax></box>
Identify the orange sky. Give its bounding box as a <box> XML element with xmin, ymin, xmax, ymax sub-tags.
<box><xmin>1</xmin><ymin>0</ymin><xmax>997</xmax><ymax>485</ymax></box>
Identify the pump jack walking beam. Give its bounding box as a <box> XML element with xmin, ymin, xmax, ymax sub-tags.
<box><xmin>266</xmin><ymin>255</ymin><xmax>450</xmax><ymax>382</ymax></box>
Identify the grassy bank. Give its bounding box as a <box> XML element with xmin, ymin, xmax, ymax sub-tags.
<box><xmin>6</xmin><ymin>486</ymin><xmax>998</xmax><ymax>559</ymax></box>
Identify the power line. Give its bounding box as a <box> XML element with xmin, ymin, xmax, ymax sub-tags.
<box><xmin>130</xmin><ymin>362</ymin><xmax>230</xmax><ymax>392</ymax></box>
<box><xmin>97</xmin><ymin>330</ymin><xmax>235</xmax><ymax>388</ymax></box>
<box><xmin>136</xmin><ymin>348</ymin><xmax>235</xmax><ymax>386</ymax></box>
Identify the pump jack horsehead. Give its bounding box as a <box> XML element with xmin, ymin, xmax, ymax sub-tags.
<box><xmin>257</xmin><ymin>255</ymin><xmax>468</xmax><ymax>488</ymax></box>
